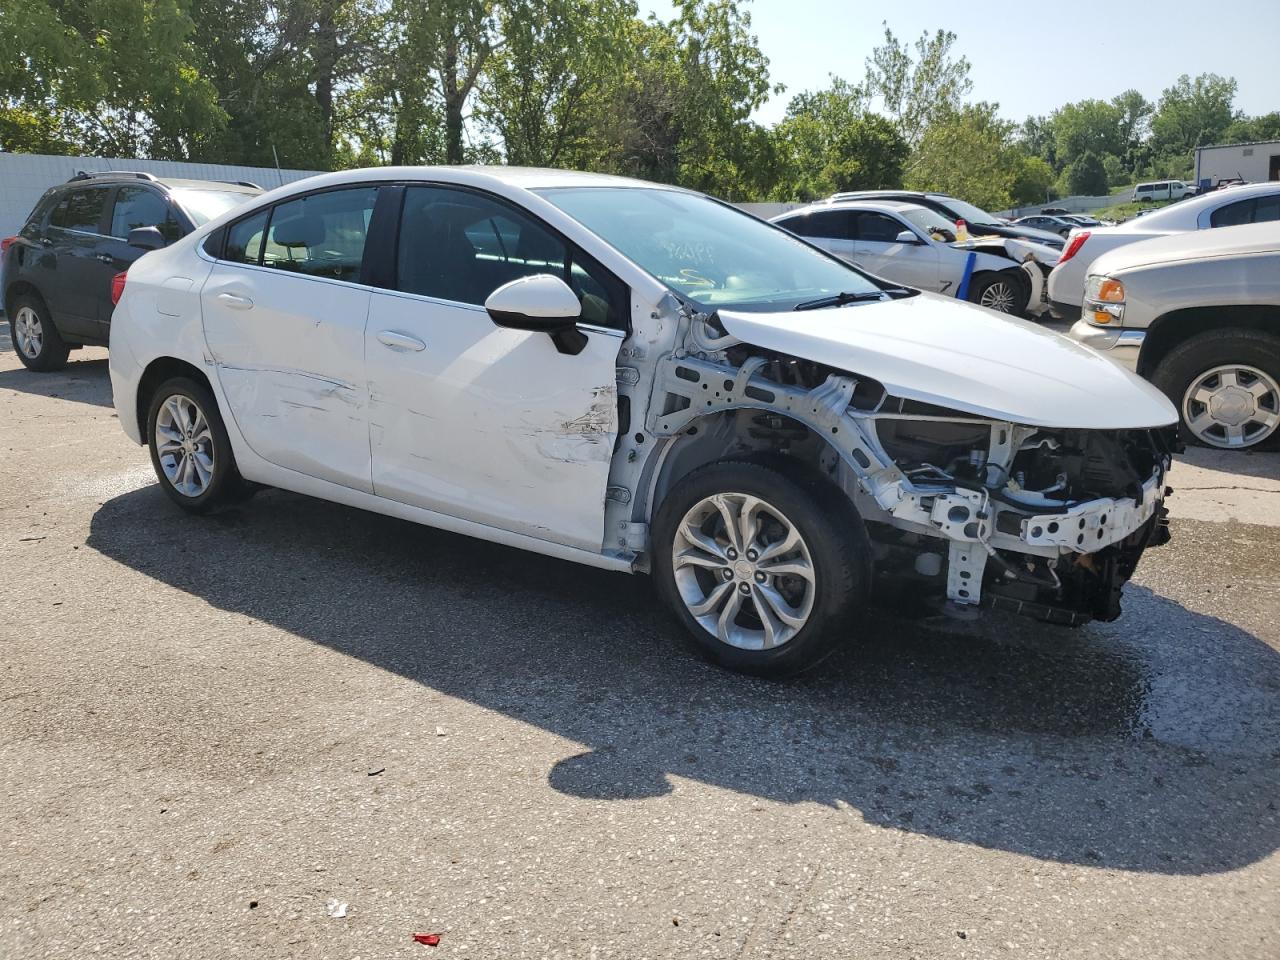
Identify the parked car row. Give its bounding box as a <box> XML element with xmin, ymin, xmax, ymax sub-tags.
<box><xmin>4</xmin><ymin>165</ymin><xmax>1181</xmax><ymax>675</ymax></box>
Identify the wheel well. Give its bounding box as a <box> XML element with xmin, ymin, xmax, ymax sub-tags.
<box><xmin>4</xmin><ymin>280</ymin><xmax>45</xmax><ymax>317</ymax></box>
<box><xmin>646</xmin><ymin>410</ymin><xmax>844</xmax><ymax>521</ymax></box>
<box><xmin>1137</xmin><ymin>305</ymin><xmax>1280</xmax><ymax>377</ymax></box>
<box><xmin>135</xmin><ymin>357</ymin><xmax>214</xmax><ymax>438</ymax></box>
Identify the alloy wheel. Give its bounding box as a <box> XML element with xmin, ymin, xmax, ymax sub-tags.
<box><xmin>155</xmin><ymin>394</ymin><xmax>216</xmax><ymax>497</ymax></box>
<box><xmin>978</xmin><ymin>281</ymin><xmax>1016</xmax><ymax>313</ymax></box>
<box><xmin>1181</xmin><ymin>364</ymin><xmax>1280</xmax><ymax>449</ymax></box>
<box><xmin>13</xmin><ymin>306</ymin><xmax>43</xmax><ymax>359</ymax></box>
<box><xmin>671</xmin><ymin>492</ymin><xmax>816</xmax><ymax>650</ymax></box>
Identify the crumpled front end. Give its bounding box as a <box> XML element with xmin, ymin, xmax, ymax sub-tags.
<box><xmin>865</xmin><ymin>414</ymin><xmax>1177</xmax><ymax>624</ymax></box>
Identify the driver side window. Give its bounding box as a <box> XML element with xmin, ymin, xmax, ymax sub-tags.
<box><xmin>395</xmin><ymin>186</ymin><xmax>627</xmax><ymax>329</ymax></box>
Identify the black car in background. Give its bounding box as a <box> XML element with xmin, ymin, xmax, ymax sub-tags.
<box><xmin>3</xmin><ymin>171</ymin><xmax>261</xmax><ymax>371</ymax></box>
<box><xmin>826</xmin><ymin>190</ymin><xmax>1066</xmax><ymax>249</ymax></box>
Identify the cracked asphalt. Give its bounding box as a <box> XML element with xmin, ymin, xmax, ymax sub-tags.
<box><xmin>2</xmin><ymin>335</ymin><xmax>1278</xmax><ymax>959</ymax></box>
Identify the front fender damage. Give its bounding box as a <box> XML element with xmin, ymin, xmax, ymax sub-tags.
<box><xmin>631</xmin><ymin>314</ymin><xmax>1174</xmax><ymax>626</ymax></box>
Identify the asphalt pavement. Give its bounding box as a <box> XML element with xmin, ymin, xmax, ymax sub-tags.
<box><xmin>2</xmin><ymin>336</ymin><xmax>1278</xmax><ymax>959</ymax></box>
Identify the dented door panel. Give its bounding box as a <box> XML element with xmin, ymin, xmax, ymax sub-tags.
<box><xmin>366</xmin><ymin>291</ymin><xmax>621</xmax><ymax>552</ymax></box>
<box><xmin>201</xmin><ymin>264</ymin><xmax>374</xmax><ymax>491</ymax></box>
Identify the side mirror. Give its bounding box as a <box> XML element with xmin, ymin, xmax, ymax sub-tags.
<box><xmin>128</xmin><ymin>226</ymin><xmax>165</xmax><ymax>250</ymax></box>
<box><xmin>485</xmin><ymin>274</ymin><xmax>586</xmax><ymax>355</ymax></box>
<box><xmin>894</xmin><ymin>229</ymin><xmax>921</xmax><ymax>245</ymax></box>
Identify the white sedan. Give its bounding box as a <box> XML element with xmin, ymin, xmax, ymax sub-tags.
<box><xmin>771</xmin><ymin>201</ymin><xmax>1059</xmax><ymax>317</ymax></box>
<box><xmin>1047</xmin><ymin>181</ymin><xmax>1280</xmax><ymax>320</ymax></box>
<box><xmin>109</xmin><ymin>166</ymin><xmax>1176</xmax><ymax>676</ymax></box>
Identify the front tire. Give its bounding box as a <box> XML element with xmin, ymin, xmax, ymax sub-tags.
<box><xmin>10</xmin><ymin>294</ymin><xmax>70</xmax><ymax>371</ymax></box>
<box><xmin>1152</xmin><ymin>329</ymin><xmax>1280</xmax><ymax>450</ymax></box>
<box><xmin>652</xmin><ymin>459</ymin><xmax>871</xmax><ymax>677</ymax></box>
<box><xmin>968</xmin><ymin>271</ymin><xmax>1028</xmax><ymax>316</ymax></box>
<box><xmin>146</xmin><ymin>377</ymin><xmax>246</xmax><ymax>512</ymax></box>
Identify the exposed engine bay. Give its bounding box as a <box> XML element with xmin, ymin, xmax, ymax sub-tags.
<box><xmin>621</xmin><ymin>300</ymin><xmax>1176</xmax><ymax>627</ymax></box>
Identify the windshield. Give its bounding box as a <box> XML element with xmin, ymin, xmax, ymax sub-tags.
<box><xmin>171</xmin><ymin>188</ymin><xmax>258</xmax><ymax>226</ymax></box>
<box><xmin>535</xmin><ymin>187</ymin><xmax>881</xmax><ymax>312</ymax></box>
<box><xmin>899</xmin><ymin>207</ymin><xmax>956</xmax><ymax>241</ymax></box>
<box><xmin>934</xmin><ymin>196</ymin><xmax>1000</xmax><ymax>227</ymax></box>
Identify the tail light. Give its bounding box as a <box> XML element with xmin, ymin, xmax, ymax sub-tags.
<box><xmin>1</xmin><ymin>236</ymin><xmax>17</xmax><ymax>255</ymax></box>
<box><xmin>1059</xmin><ymin>231</ymin><xmax>1091</xmax><ymax>265</ymax></box>
<box><xmin>110</xmin><ymin>271</ymin><xmax>128</xmax><ymax>306</ymax></box>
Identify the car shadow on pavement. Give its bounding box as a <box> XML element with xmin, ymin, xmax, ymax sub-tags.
<box><xmin>0</xmin><ymin>333</ymin><xmax>113</xmax><ymax>408</ymax></box>
<box><xmin>86</xmin><ymin>483</ymin><xmax>1280</xmax><ymax>877</ymax></box>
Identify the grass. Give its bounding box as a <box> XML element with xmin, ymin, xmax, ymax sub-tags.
<box><xmin>1089</xmin><ymin>196</ymin><xmax>1180</xmax><ymax>223</ymax></box>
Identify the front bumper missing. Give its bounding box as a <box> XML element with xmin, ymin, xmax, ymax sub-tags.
<box><xmin>1019</xmin><ymin>468</ymin><xmax>1165</xmax><ymax>552</ymax></box>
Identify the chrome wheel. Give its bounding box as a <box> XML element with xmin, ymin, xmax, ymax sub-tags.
<box><xmin>13</xmin><ymin>306</ymin><xmax>43</xmax><ymax>359</ymax></box>
<box><xmin>1182</xmin><ymin>364</ymin><xmax>1280</xmax><ymax>449</ymax></box>
<box><xmin>978</xmin><ymin>279</ymin><xmax>1017</xmax><ymax>313</ymax></box>
<box><xmin>155</xmin><ymin>394</ymin><xmax>216</xmax><ymax>497</ymax></box>
<box><xmin>671</xmin><ymin>492</ymin><xmax>816</xmax><ymax>651</ymax></box>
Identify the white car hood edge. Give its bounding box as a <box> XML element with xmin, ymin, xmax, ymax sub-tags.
<box><xmin>718</xmin><ymin>293</ymin><xmax>1178</xmax><ymax>430</ymax></box>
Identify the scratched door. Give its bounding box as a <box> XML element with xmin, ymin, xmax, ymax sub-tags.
<box><xmin>364</xmin><ymin>287</ymin><xmax>622</xmax><ymax>552</ymax></box>
<box><xmin>200</xmin><ymin>261</ymin><xmax>374</xmax><ymax>493</ymax></box>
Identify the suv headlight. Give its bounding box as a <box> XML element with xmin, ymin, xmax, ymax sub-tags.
<box><xmin>1083</xmin><ymin>275</ymin><xmax>1125</xmax><ymax>325</ymax></box>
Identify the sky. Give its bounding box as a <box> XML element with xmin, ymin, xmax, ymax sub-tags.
<box><xmin>639</xmin><ymin>0</ymin><xmax>1280</xmax><ymax>127</ymax></box>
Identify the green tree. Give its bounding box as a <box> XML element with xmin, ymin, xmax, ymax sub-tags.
<box><xmin>1062</xmin><ymin>149</ymin><xmax>1107</xmax><ymax>195</ymax></box>
<box><xmin>1010</xmin><ymin>154</ymin><xmax>1055</xmax><ymax>205</ymax></box>
<box><xmin>1051</xmin><ymin>99</ymin><xmax>1123</xmax><ymax>167</ymax></box>
<box><xmin>1112</xmin><ymin>88</ymin><xmax>1153</xmax><ymax>171</ymax></box>
<box><xmin>1223</xmin><ymin>111</ymin><xmax>1280</xmax><ymax>143</ymax></box>
<box><xmin>478</xmin><ymin>0</ymin><xmax>634</xmax><ymax>168</ymax></box>
<box><xmin>905</xmin><ymin>102</ymin><xmax>1018</xmax><ymax>212</ymax></box>
<box><xmin>773</xmin><ymin>81</ymin><xmax>905</xmax><ymax>200</ymax></box>
<box><xmin>863</xmin><ymin>24</ymin><xmax>972</xmax><ymax>148</ymax></box>
<box><xmin>1149</xmin><ymin>73</ymin><xmax>1238</xmax><ymax>162</ymax></box>
<box><xmin>1</xmin><ymin>0</ymin><xmax>225</xmax><ymax>158</ymax></box>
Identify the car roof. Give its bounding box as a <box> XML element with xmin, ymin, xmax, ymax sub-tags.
<box><xmin>1094</xmin><ymin>220</ymin><xmax>1280</xmax><ymax>274</ymax></box>
<box><xmin>262</xmin><ymin>165</ymin><xmax>680</xmax><ymax>196</ymax></box>
<box><xmin>1128</xmin><ymin>180</ymin><xmax>1280</xmax><ymax>228</ymax></box>
<box><xmin>780</xmin><ymin>199</ymin><xmax>930</xmax><ymax>217</ymax></box>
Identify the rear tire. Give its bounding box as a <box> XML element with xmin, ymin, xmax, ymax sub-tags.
<box><xmin>10</xmin><ymin>294</ymin><xmax>70</xmax><ymax>371</ymax></box>
<box><xmin>1152</xmin><ymin>328</ymin><xmax>1280</xmax><ymax>451</ymax></box>
<box><xmin>145</xmin><ymin>377</ymin><xmax>248</xmax><ymax>512</ymax></box>
<box><xmin>652</xmin><ymin>459</ymin><xmax>871</xmax><ymax>678</ymax></box>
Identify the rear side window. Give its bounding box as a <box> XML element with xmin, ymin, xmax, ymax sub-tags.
<box><xmin>785</xmin><ymin>210</ymin><xmax>851</xmax><ymax>240</ymax></box>
<box><xmin>110</xmin><ymin>187</ymin><xmax>181</xmax><ymax>242</ymax></box>
<box><xmin>1210</xmin><ymin>198</ymin><xmax>1254</xmax><ymax>227</ymax></box>
<box><xmin>24</xmin><ymin>190</ymin><xmax>59</xmax><ymax>230</ymax></box>
<box><xmin>225</xmin><ymin>209</ymin><xmax>268</xmax><ymax>264</ymax></box>
<box><xmin>261</xmin><ymin>187</ymin><xmax>378</xmax><ymax>281</ymax></box>
<box><xmin>51</xmin><ymin>188</ymin><xmax>109</xmax><ymax>233</ymax></box>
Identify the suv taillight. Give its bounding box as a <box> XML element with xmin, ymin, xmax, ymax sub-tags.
<box><xmin>110</xmin><ymin>271</ymin><xmax>128</xmax><ymax>306</ymax></box>
<box><xmin>1059</xmin><ymin>231</ymin><xmax>1090</xmax><ymax>265</ymax></box>
<box><xmin>0</xmin><ymin>236</ymin><xmax>16</xmax><ymax>255</ymax></box>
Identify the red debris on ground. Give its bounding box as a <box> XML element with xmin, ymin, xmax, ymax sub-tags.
<box><xmin>413</xmin><ymin>933</ymin><xmax>442</xmax><ymax>946</ymax></box>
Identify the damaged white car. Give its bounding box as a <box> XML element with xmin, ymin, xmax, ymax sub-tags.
<box><xmin>109</xmin><ymin>167</ymin><xmax>1179</xmax><ymax>676</ymax></box>
<box><xmin>772</xmin><ymin>200</ymin><xmax>1060</xmax><ymax>317</ymax></box>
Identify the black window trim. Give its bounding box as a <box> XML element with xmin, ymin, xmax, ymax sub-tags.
<box><xmin>207</xmin><ymin>178</ymin><xmax>633</xmax><ymax>331</ymax></box>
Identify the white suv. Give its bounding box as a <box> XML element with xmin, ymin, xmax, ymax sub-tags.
<box><xmin>109</xmin><ymin>166</ymin><xmax>1177</xmax><ymax>675</ymax></box>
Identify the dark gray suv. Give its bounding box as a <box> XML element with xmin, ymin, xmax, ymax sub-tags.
<box><xmin>3</xmin><ymin>171</ymin><xmax>261</xmax><ymax>371</ymax></box>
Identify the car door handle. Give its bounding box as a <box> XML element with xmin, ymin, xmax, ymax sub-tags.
<box><xmin>95</xmin><ymin>253</ymin><xmax>114</xmax><ymax>263</ymax></box>
<box><xmin>377</xmin><ymin>331</ymin><xmax>426</xmax><ymax>352</ymax></box>
<box><xmin>216</xmin><ymin>292</ymin><xmax>254</xmax><ymax>310</ymax></box>
<box><xmin>39</xmin><ymin>238</ymin><xmax>53</xmax><ymax>247</ymax></box>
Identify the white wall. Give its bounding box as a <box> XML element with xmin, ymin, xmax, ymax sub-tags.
<box><xmin>1194</xmin><ymin>141</ymin><xmax>1280</xmax><ymax>186</ymax></box>
<box><xmin>0</xmin><ymin>152</ymin><xmax>323</xmax><ymax>240</ymax></box>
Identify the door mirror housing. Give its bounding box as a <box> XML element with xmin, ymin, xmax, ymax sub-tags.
<box><xmin>894</xmin><ymin>229</ymin><xmax>922</xmax><ymax>245</ymax></box>
<box><xmin>128</xmin><ymin>226</ymin><xmax>165</xmax><ymax>250</ymax></box>
<box><xmin>485</xmin><ymin>274</ymin><xmax>586</xmax><ymax>355</ymax></box>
